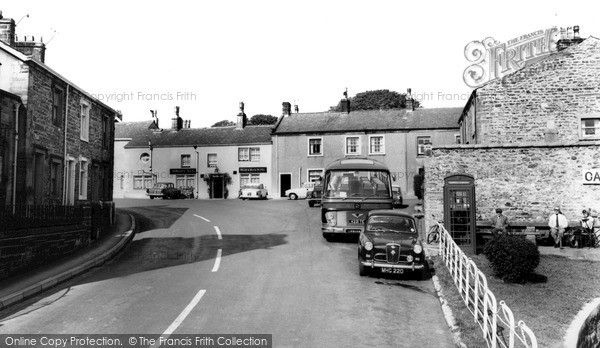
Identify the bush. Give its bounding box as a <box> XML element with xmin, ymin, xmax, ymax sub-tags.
<box><xmin>483</xmin><ymin>235</ymin><xmax>540</xmax><ymax>283</ymax></box>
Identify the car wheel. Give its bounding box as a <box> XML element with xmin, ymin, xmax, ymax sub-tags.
<box><xmin>323</xmin><ymin>233</ymin><xmax>333</xmax><ymax>242</ymax></box>
<box><xmin>308</xmin><ymin>201</ymin><xmax>314</xmax><ymax>207</ymax></box>
<box><xmin>150</xmin><ymin>196</ymin><xmax>154</xmax><ymax>200</ymax></box>
<box><xmin>289</xmin><ymin>193</ymin><xmax>298</xmax><ymax>200</ymax></box>
<box><xmin>358</xmin><ymin>256</ymin><xmax>369</xmax><ymax>277</ymax></box>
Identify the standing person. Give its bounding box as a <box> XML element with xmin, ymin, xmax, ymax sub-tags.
<box><xmin>580</xmin><ymin>208</ymin><xmax>596</xmax><ymax>247</ymax></box>
<box><xmin>490</xmin><ymin>208</ymin><xmax>509</xmax><ymax>236</ymax></box>
<box><xmin>548</xmin><ymin>207</ymin><xmax>568</xmax><ymax>248</ymax></box>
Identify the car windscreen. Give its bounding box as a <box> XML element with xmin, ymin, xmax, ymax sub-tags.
<box><xmin>323</xmin><ymin>170</ymin><xmax>391</xmax><ymax>198</ymax></box>
<box><xmin>367</xmin><ymin>215</ymin><xmax>416</xmax><ymax>233</ymax></box>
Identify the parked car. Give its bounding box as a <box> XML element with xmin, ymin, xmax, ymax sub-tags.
<box><xmin>392</xmin><ymin>185</ymin><xmax>403</xmax><ymax>208</ymax></box>
<box><xmin>147</xmin><ymin>182</ymin><xmax>182</xmax><ymax>199</ymax></box>
<box><xmin>307</xmin><ymin>181</ymin><xmax>323</xmax><ymax>207</ymax></box>
<box><xmin>239</xmin><ymin>183</ymin><xmax>268</xmax><ymax>200</ymax></box>
<box><xmin>285</xmin><ymin>182</ymin><xmax>315</xmax><ymax>200</ymax></box>
<box><xmin>358</xmin><ymin>210</ymin><xmax>431</xmax><ymax>277</ymax></box>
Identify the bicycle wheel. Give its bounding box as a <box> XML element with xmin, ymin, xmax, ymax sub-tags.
<box><xmin>427</xmin><ymin>225</ymin><xmax>440</xmax><ymax>244</ymax></box>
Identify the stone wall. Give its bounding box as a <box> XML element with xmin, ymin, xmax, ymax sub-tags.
<box><xmin>472</xmin><ymin>38</ymin><xmax>600</xmax><ymax>145</ymax></box>
<box><xmin>424</xmin><ymin>143</ymin><xmax>600</xmax><ymax>231</ymax></box>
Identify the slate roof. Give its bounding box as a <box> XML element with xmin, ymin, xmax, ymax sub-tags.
<box><xmin>272</xmin><ymin>107</ymin><xmax>462</xmax><ymax>135</ymax></box>
<box><xmin>116</xmin><ymin>121</ymin><xmax>273</xmax><ymax>148</ymax></box>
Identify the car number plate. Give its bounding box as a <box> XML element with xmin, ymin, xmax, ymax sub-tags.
<box><xmin>349</xmin><ymin>219</ymin><xmax>365</xmax><ymax>224</ymax></box>
<box><xmin>247</xmin><ymin>193</ymin><xmax>251</xmax><ymax>196</ymax></box>
<box><xmin>381</xmin><ymin>268</ymin><xmax>404</xmax><ymax>274</ymax></box>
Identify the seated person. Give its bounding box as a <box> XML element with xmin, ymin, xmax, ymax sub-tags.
<box><xmin>490</xmin><ymin>208</ymin><xmax>509</xmax><ymax>236</ymax></box>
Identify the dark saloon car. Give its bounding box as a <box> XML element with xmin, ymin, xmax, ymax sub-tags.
<box><xmin>358</xmin><ymin>210</ymin><xmax>431</xmax><ymax>277</ymax></box>
<box><xmin>392</xmin><ymin>185</ymin><xmax>403</xmax><ymax>208</ymax></box>
<box><xmin>147</xmin><ymin>182</ymin><xmax>182</xmax><ymax>199</ymax></box>
<box><xmin>307</xmin><ymin>181</ymin><xmax>323</xmax><ymax>207</ymax></box>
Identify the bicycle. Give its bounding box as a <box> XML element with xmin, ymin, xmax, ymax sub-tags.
<box><xmin>427</xmin><ymin>215</ymin><xmax>443</xmax><ymax>244</ymax></box>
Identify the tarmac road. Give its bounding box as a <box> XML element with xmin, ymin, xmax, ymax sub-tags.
<box><xmin>0</xmin><ymin>198</ymin><xmax>455</xmax><ymax>348</ymax></box>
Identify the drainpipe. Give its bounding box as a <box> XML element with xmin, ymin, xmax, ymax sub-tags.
<box><xmin>62</xmin><ymin>84</ymin><xmax>70</xmax><ymax>205</ymax></box>
<box><xmin>12</xmin><ymin>102</ymin><xmax>19</xmax><ymax>213</ymax></box>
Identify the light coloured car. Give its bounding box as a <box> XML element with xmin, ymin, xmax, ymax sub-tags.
<box><xmin>285</xmin><ymin>182</ymin><xmax>315</xmax><ymax>200</ymax></box>
<box><xmin>239</xmin><ymin>183</ymin><xmax>268</xmax><ymax>200</ymax></box>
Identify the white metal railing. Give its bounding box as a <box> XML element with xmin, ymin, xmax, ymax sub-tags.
<box><xmin>435</xmin><ymin>222</ymin><xmax>538</xmax><ymax>348</ymax></box>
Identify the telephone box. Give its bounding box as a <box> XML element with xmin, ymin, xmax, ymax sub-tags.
<box><xmin>443</xmin><ymin>174</ymin><xmax>476</xmax><ymax>254</ymax></box>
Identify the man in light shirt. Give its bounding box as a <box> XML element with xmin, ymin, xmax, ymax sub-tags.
<box><xmin>548</xmin><ymin>207</ymin><xmax>568</xmax><ymax>249</ymax></box>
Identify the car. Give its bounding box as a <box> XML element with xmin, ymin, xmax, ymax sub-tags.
<box><xmin>307</xmin><ymin>181</ymin><xmax>323</xmax><ymax>207</ymax></box>
<box><xmin>147</xmin><ymin>182</ymin><xmax>182</xmax><ymax>199</ymax></box>
<box><xmin>239</xmin><ymin>183</ymin><xmax>268</xmax><ymax>200</ymax></box>
<box><xmin>392</xmin><ymin>185</ymin><xmax>403</xmax><ymax>208</ymax></box>
<box><xmin>285</xmin><ymin>181</ymin><xmax>315</xmax><ymax>200</ymax></box>
<box><xmin>358</xmin><ymin>210</ymin><xmax>432</xmax><ymax>277</ymax></box>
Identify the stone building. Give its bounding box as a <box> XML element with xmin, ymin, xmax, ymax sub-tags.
<box><xmin>425</xmin><ymin>35</ymin><xmax>600</xmax><ymax>234</ymax></box>
<box><xmin>114</xmin><ymin>105</ymin><xmax>273</xmax><ymax>199</ymax></box>
<box><xmin>272</xmin><ymin>99</ymin><xmax>462</xmax><ymax>199</ymax></box>
<box><xmin>0</xmin><ymin>12</ymin><xmax>120</xmax><ymax>206</ymax></box>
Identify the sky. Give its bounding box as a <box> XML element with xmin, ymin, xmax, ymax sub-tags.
<box><xmin>3</xmin><ymin>0</ymin><xmax>600</xmax><ymax>128</ymax></box>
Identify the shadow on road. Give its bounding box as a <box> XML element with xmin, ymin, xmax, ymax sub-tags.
<box><xmin>120</xmin><ymin>206</ymin><xmax>189</xmax><ymax>234</ymax></box>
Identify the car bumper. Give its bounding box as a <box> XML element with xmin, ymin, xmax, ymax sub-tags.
<box><xmin>360</xmin><ymin>260</ymin><xmax>425</xmax><ymax>270</ymax></box>
<box><xmin>322</xmin><ymin>227</ymin><xmax>363</xmax><ymax>234</ymax></box>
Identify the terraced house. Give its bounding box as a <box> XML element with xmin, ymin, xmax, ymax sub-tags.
<box><xmin>271</xmin><ymin>100</ymin><xmax>462</xmax><ymax>199</ymax></box>
<box><xmin>0</xmin><ymin>11</ymin><xmax>120</xmax><ymax>278</ymax></box>
<box><xmin>114</xmin><ymin>104</ymin><xmax>273</xmax><ymax>199</ymax></box>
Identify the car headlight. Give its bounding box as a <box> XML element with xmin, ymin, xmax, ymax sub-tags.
<box><xmin>364</xmin><ymin>241</ymin><xmax>373</xmax><ymax>251</ymax></box>
<box><xmin>325</xmin><ymin>212</ymin><xmax>336</xmax><ymax>227</ymax></box>
<box><xmin>413</xmin><ymin>244</ymin><xmax>423</xmax><ymax>254</ymax></box>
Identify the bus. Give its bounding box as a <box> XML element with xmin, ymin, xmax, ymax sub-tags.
<box><xmin>321</xmin><ymin>156</ymin><xmax>393</xmax><ymax>241</ymax></box>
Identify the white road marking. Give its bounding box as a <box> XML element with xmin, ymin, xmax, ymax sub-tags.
<box><xmin>213</xmin><ymin>226</ymin><xmax>222</xmax><ymax>239</ymax></box>
<box><xmin>211</xmin><ymin>249</ymin><xmax>222</xmax><ymax>272</ymax></box>
<box><xmin>193</xmin><ymin>214</ymin><xmax>210</xmax><ymax>222</ymax></box>
<box><xmin>152</xmin><ymin>289</ymin><xmax>206</xmax><ymax>347</ymax></box>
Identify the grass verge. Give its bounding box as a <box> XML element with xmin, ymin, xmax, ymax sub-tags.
<box><xmin>434</xmin><ymin>251</ymin><xmax>600</xmax><ymax>347</ymax></box>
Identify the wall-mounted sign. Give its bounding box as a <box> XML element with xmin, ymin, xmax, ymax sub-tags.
<box><xmin>170</xmin><ymin>168</ymin><xmax>196</xmax><ymax>175</ymax></box>
<box><xmin>239</xmin><ymin>167</ymin><xmax>267</xmax><ymax>173</ymax></box>
<box><xmin>582</xmin><ymin>169</ymin><xmax>600</xmax><ymax>185</ymax></box>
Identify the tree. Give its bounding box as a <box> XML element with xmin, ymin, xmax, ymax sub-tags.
<box><xmin>330</xmin><ymin>89</ymin><xmax>421</xmax><ymax>111</ymax></box>
<box><xmin>211</xmin><ymin>120</ymin><xmax>235</xmax><ymax>127</ymax></box>
<box><xmin>249</xmin><ymin>114</ymin><xmax>278</xmax><ymax>125</ymax></box>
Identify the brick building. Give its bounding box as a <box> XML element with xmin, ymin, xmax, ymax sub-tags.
<box><xmin>424</xmin><ymin>35</ymin><xmax>600</xmax><ymax>236</ymax></box>
<box><xmin>114</xmin><ymin>105</ymin><xmax>273</xmax><ymax>199</ymax></box>
<box><xmin>272</xmin><ymin>100</ymin><xmax>462</xmax><ymax>199</ymax></box>
<box><xmin>0</xmin><ymin>12</ymin><xmax>120</xmax><ymax>206</ymax></box>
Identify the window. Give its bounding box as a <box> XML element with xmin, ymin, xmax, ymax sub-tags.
<box><xmin>207</xmin><ymin>153</ymin><xmax>217</xmax><ymax>168</ymax></box>
<box><xmin>369</xmin><ymin>135</ymin><xmax>384</xmax><ymax>154</ymax></box>
<box><xmin>308</xmin><ymin>169</ymin><xmax>323</xmax><ymax>182</ymax></box>
<box><xmin>417</xmin><ymin>136</ymin><xmax>432</xmax><ymax>156</ymax></box>
<box><xmin>79</xmin><ymin>158</ymin><xmax>88</xmax><ymax>199</ymax></box>
<box><xmin>581</xmin><ymin>118</ymin><xmax>600</xmax><ymax>138</ymax></box>
<box><xmin>52</xmin><ymin>85</ymin><xmax>64</xmax><ymax>127</ymax></box>
<box><xmin>455</xmin><ymin>134</ymin><xmax>462</xmax><ymax>144</ymax></box>
<box><xmin>133</xmin><ymin>174</ymin><xmax>153</xmax><ymax>189</ymax></box>
<box><xmin>80</xmin><ymin>101</ymin><xmax>90</xmax><ymax>141</ymax></box>
<box><xmin>181</xmin><ymin>154</ymin><xmax>191</xmax><ymax>168</ymax></box>
<box><xmin>176</xmin><ymin>175</ymin><xmax>195</xmax><ymax>188</ymax></box>
<box><xmin>102</xmin><ymin>114</ymin><xmax>111</xmax><ymax>149</ymax></box>
<box><xmin>345</xmin><ymin>136</ymin><xmax>360</xmax><ymax>155</ymax></box>
<box><xmin>240</xmin><ymin>174</ymin><xmax>260</xmax><ymax>186</ymax></box>
<box><xmin>308</xmin><ymin>138</ymin><xmax>322</xmax><ymax>156</ymax></box>
<box><xmin>50</xmin><ymin>159</ymin><xmax>62</xmax><ymax>196</ymax></box>
<box><xmin>238</xmin><ymin>147</ymin><xmax>260</xmax><ymax>161</ymax></box>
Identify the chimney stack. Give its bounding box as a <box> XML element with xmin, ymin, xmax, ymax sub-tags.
<box><xmin>236</xmin><ymin>101</ymin><xmax>247</xmax><ymax>129</ymax></box>
<box><xmin>406</xmin><ymin>88</ymin><xmax>415</xmax><ymax>111</ymax></box>
<box><xmin>294</xmin><ymin>104</ymin><xmax>299</xmax><ymax>113</ymax></box>
<box><xmin>340</xmin><ymin>88</ymin><xmax>350</xmax><ymax>114</ymax></box>
<box><xmin>0</xmin><ymin>14</ymin><xmax>15</xmax><ymax>46</ymax></box>
<box><xmin>171</xmin><ymin>106</ymin><xmax>183</xmax><ymax>131</ymax></box>
<box><xmin>557</xmin><ymin>25</ymin><xmax>584</xmax><ymax>51</ymax></box>
<box><xmin>0</xmin><ymin>13</ymin><xmax>46</xmax><ymax>63</ymax></box>
<box><xmin>282</xmin><ymin>102</ymin><xmax>291</xmax><ymax>117</ymax></box>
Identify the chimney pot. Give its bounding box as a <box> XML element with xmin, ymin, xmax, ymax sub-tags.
<box><xmin>294</xmin><ymin>104</ymin><xmax>299</xmax><ymax>113</ymax></box>
<box><xmin>175</xmin><ymin>106</ymin><xmax>180</xmax><ymax>116</ymax></box>
<box><xmin>282</xmin><ymin>102</ymin><xmax>291</xmax><ymax>116</ymax></box>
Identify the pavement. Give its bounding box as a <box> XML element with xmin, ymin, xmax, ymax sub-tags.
<box><xmin>0</xmin><ymin>210</ymin><xmax>135</xmax><ymax>310</ymax></box>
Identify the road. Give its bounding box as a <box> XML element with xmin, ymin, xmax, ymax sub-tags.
<box><xmin>0</xmin><ymin>198</ymin><xmax>455</xmax><ymax>347</ymax></box>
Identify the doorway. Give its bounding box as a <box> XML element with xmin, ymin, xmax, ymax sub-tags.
<box><xmin>210</xmin><ymin>174</ymin><xmax>224</xmax><ymax>199</ymax></box>
<box><xmin>280</xmin><ymin>173</ymin><xmax>291</xmax><ymax>197</ymax></box>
